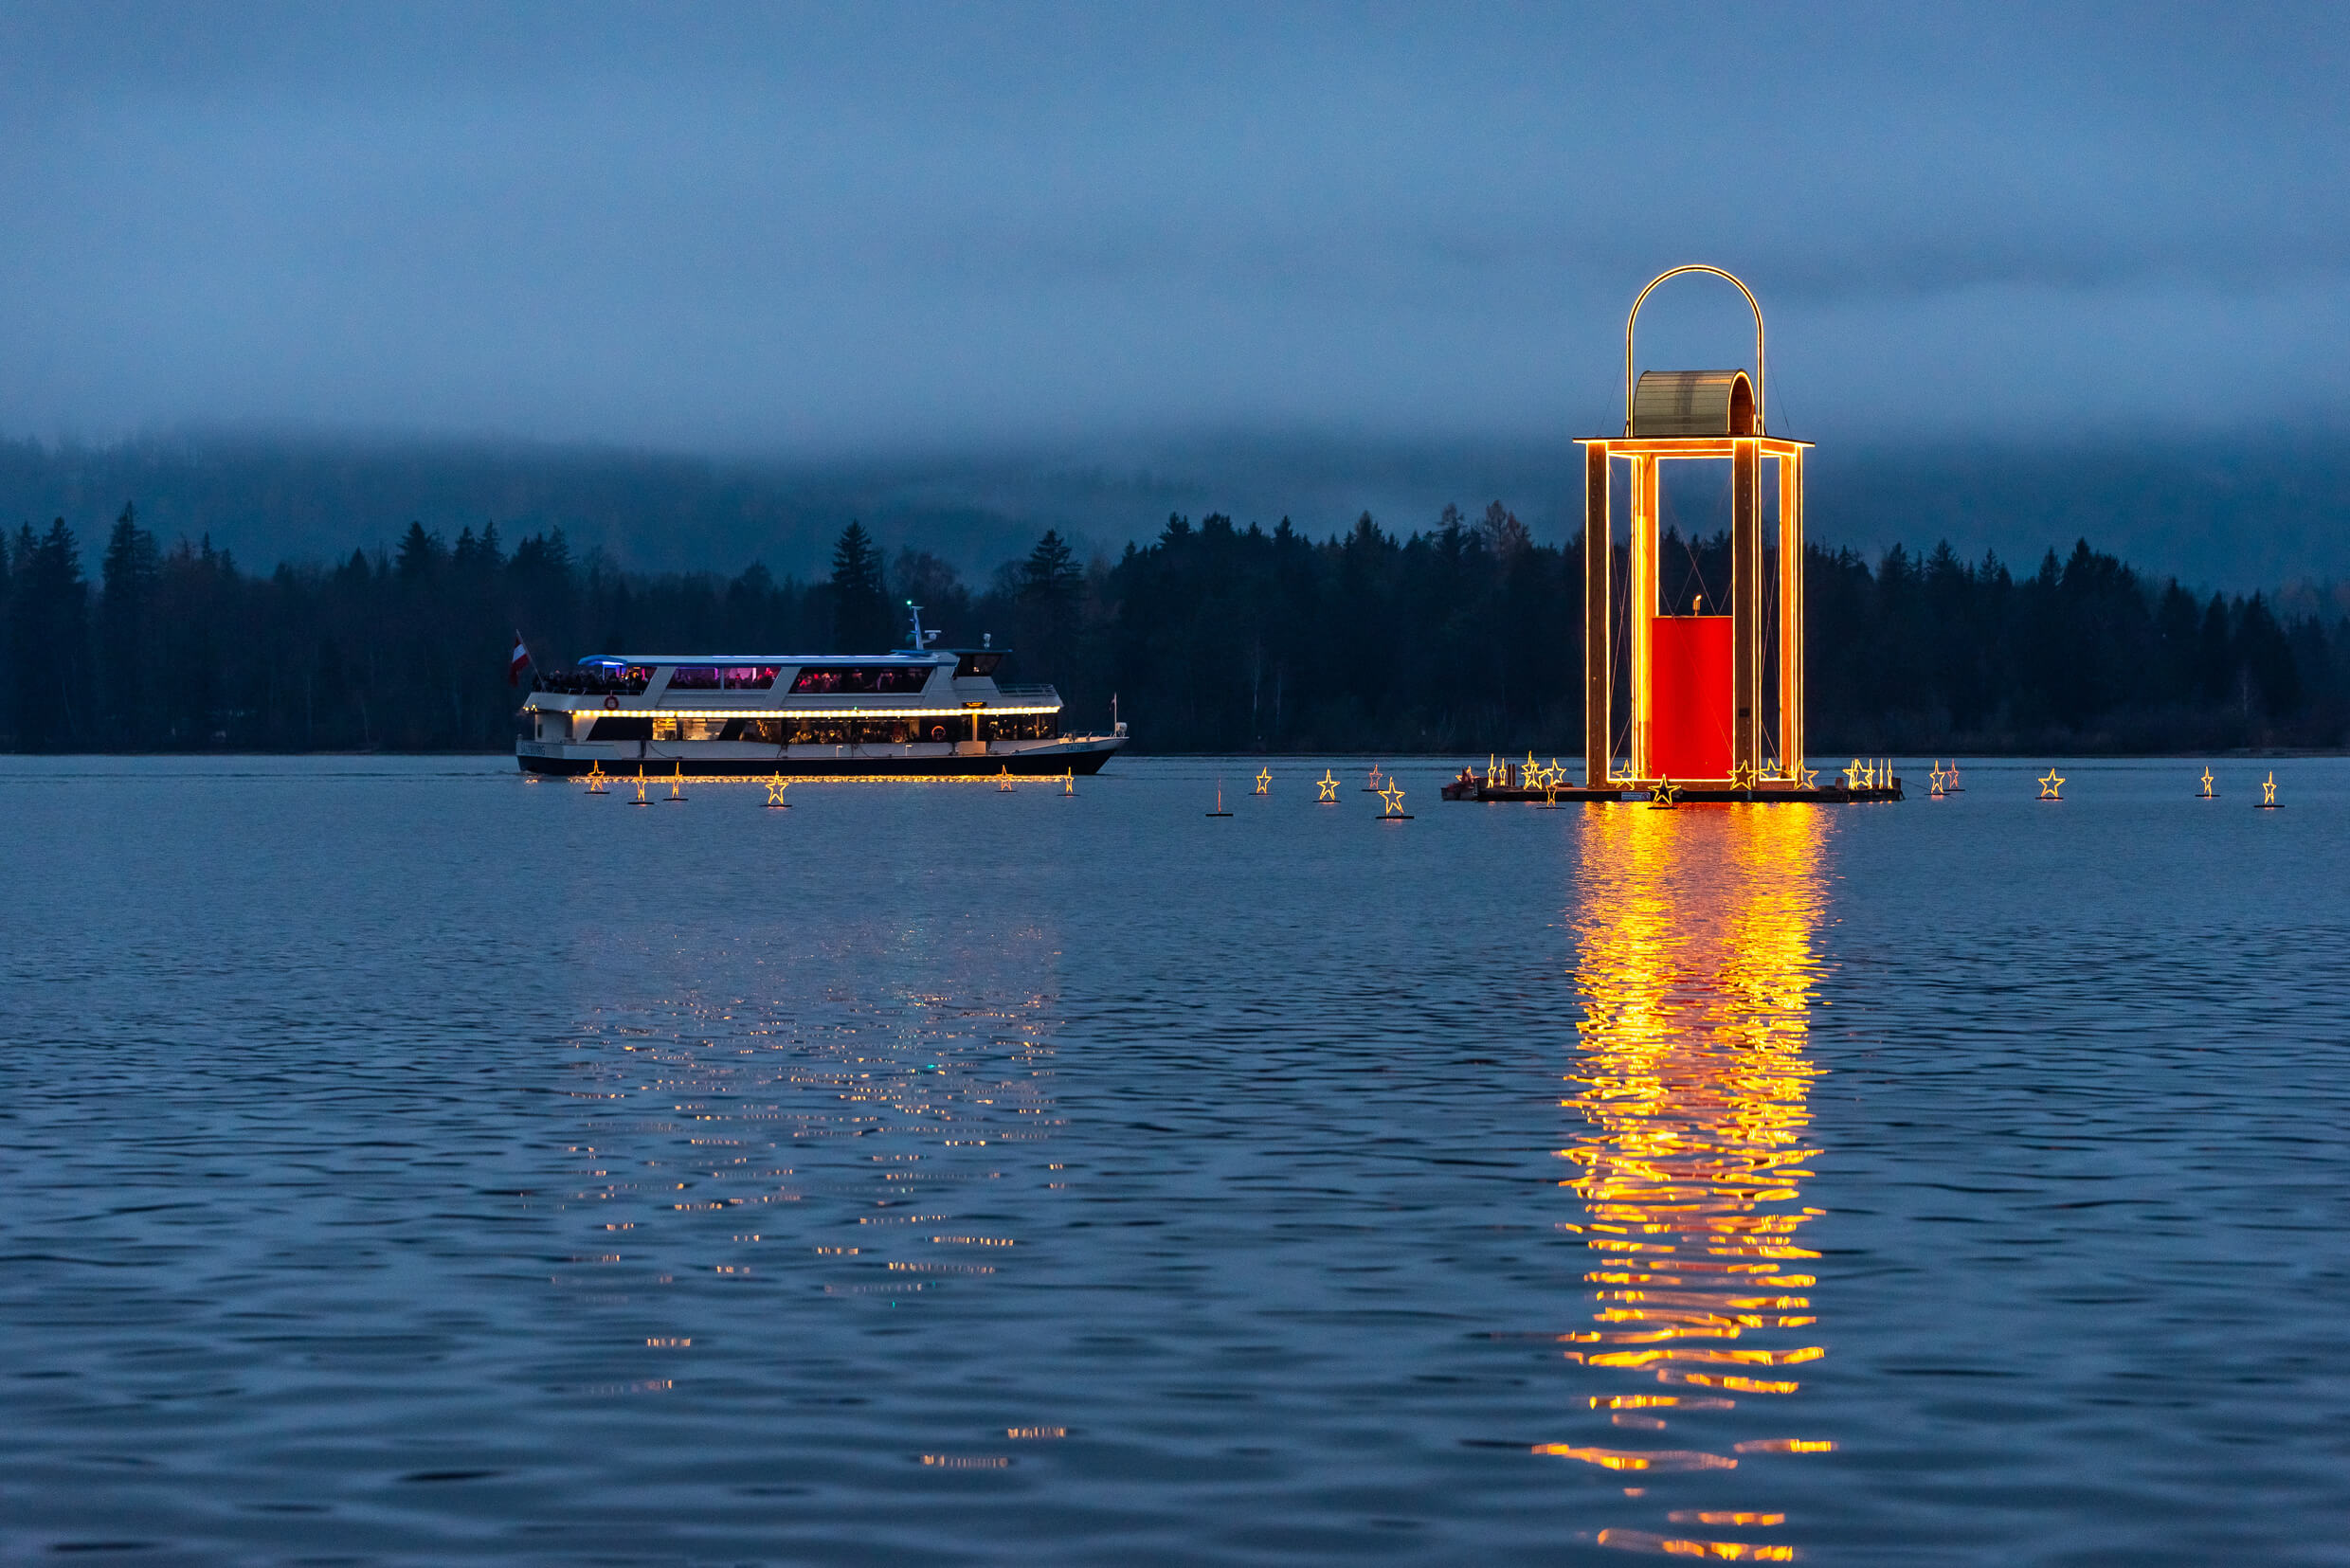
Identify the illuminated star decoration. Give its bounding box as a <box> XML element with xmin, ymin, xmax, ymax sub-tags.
<box><xmin>2261</xmin><ymin>770</ymin><xmax>2278</xmax><ymax>806</ymax></box>
<box><xmin>765</xmin><ymin>773</ymin><xmax>790</xmax><ymax>807</ymax></box>
<box><xmin>1859</xmin><ymin>761</ymin><xmax>1876</xmax><ymax>790</ymax></box>
<box><xmin>1729</xmin><ymin>761</ymin><xmax>1759</xmax><ymax>792</ymax></box>
<box><xmin>1799</xmin><ymin>765</ymin><xmax>1819</xmax><ymax>789</ymax></box>
<box><xmin>1255</xmin><ymin>767</ymin><xmax>1272</xmax><ymax>796</ymax></box>
<box><xmin>632</xmin><ymin>766</ymin><xmax>649</xmax><ymax>804</ymax></box>
<box><xmin>1929</xmin><ymin>763</ymin><xmax>1949</xmax><ymax>795</ymax></box>
<box><xmin>998</xmin><ymin>766</ymin><xmax>1015</xmax><ymax>791</ymax></box>
<box><xmin>1378</xmin><ymin>781</ymin><xmax>1408</xmax><ymax>816</ymax></box>
<box><xmin>1650</xmin><ymin>777</ymin><xmax>1680</xmax><ymax>807</ymax></box>
<box><xmin>586</xmin><ymin>760</ymin><xmax>606</xmax><ymax>793</ymax></box>
<box><xmin>2037</xmin><ymin>768</ymin><xmax>2065</xmax><ymax>800</ymax></box>
<box><xmin>1316</xmin><ymin>770</ymin><xmax>1341</xmax><ymax>803</ymax></box>
<box><xmin>2198</xmin><ymin>766</ymin><xmax>2215</xmax><ymax>798</ymax></box>
<box><xmin>1064</xmin><ymin>768</ymin><xmax>1076</xmax><ymax>796</ymax></box>
<box><xmin>1841</xmin><ymin>759</ymin><xmax>1864</xmax><ymax>789</ymax></box>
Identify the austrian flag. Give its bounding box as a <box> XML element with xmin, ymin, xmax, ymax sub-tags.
<box><xmin>508</xmin><ymin>631</ymin><xmax>531</xmax><ymax>686</ymax></box>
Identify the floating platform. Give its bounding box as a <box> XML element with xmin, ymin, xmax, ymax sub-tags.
<box><xmin>1441</xmin><ymin>770</ymin><xmax>1902</xmax><ymax>804</ymax></box>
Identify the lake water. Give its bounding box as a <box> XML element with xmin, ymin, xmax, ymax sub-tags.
<box><xmin>4</xmin><ymin>754</ymin><xmax>2346</xmax><ymax>1565</ymax></box>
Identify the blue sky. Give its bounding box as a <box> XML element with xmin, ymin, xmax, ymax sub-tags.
<box><xmin>0</xmin><ymin>1</ymin><xmax>2344</xmax><ymax>457</ymax></box>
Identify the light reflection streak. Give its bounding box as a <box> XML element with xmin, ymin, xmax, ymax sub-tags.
<box><xmin>1553</xmin><ymin>805</ymin><xmax>1833</xmax><ymax>1559</ymax></box>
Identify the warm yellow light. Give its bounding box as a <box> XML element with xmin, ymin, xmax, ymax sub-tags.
<box><xmin>2198</xmin><ymin>766</ymin><xmax>2215</xmax><ymax>798</ymax></box>
<box><xmin>1255</xmin><ymin>767</ymin><xmax>1272</xmax><ymax>795</ymax></box>
<box><xmin>1316</xmin><ymin>770</ymin><xmax>1341</xmax><ymax>802</ymax></box>
<box><xmin>2036</xmin><ymin>769</ymin><xmax>2065</xmax><ymax>801</ymax></box>
<box><xmin>1378</xmin><ymin>781</ymin><xmax>1409</xmax><ymax>816</ymax></box>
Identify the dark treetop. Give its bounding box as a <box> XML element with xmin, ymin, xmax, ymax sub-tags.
<box><xmin>2</xmin><ymin>505</ymin><xmax>2342</xmax><ymax>755</ymax></box>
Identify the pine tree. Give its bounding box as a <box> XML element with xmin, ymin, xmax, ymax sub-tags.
<box><xmin>828</xmin><ymin>521</ymin><xmax>891</xmax><ymax>651</ymax></box>
<box><xmin>100</xmin><ymin>502</ymin><xmax>160</xmax><ymax>741</ymax></box>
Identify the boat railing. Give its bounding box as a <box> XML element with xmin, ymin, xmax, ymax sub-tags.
<box><xmin>993</xmin><ymin>683</ymin><xmax>1058</xmax><ymax>700</ymax></box>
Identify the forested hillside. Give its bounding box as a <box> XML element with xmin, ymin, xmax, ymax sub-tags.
<box><xmin>3</xmin><ymin>502</ymin><xmax>2343</xmax><ymax>754</ymax></box>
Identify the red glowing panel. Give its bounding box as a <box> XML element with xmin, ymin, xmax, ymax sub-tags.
<box><xmin>1649</xmin><ymin>615</ymin><xmax>1732</xmax><ymax>781</ymax></box>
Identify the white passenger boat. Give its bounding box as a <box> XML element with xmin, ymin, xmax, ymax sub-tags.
<box><xmin>514</xmin><ymin>607</ymin><xmax>1128</xmax><ymax>778</ymax></box>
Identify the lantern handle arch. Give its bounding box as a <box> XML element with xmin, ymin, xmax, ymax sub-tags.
<box><xmin>1624</xmin><ymin>265</ymin><xmax>1765</xmax><ymax>436</ymax></box>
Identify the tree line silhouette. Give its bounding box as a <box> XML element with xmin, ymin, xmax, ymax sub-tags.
<box><xmin>1</xmin><ymin>500</ymin><xmax>2343</xmax><ymax>754</ymax></box>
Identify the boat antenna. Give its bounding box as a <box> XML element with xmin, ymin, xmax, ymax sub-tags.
<box><xmin>906</xmin><ymin>600</ymin><xmax>939</xmax><ymax>650</ymax></box>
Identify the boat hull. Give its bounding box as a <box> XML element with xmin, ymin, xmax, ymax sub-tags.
<box><xmin>516</xmin><ymin>733</ymin><xmax>1127</xmax><ymax>778</ymax></box>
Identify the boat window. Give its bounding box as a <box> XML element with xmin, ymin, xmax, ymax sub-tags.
<box><xmin>653</xmin><ymin>717</ymin><xmax>729</xmax><ymax>741</ymax></box>
<box><xmin>721</xmin><ymin>665</ymin><xmax>779</xmax><ymax>690</ymax></box>
<box><xmin>953</xmin><ymin>652</ymin><xmax>1005</xmax><ymax>678</ymax></box>
<box><xmin>541</xmin><ymin>662</ymin><xmax>650</xmax><ymax>695</ymax></box>
<box><xmin>980</xmin><ymin>713</ymin><xmax>1060</xmax><ymax>742</ymax></box>
<box><xmin>788</xmin><ymin>665</ymin><xmax>933</xmax><ymax>694</ymax></box>
<box><xmin>580</xmin><ymin>715</ymin><xmax>652</xmax><ymax>742</ymax></box>
<box><xmin>667</xmin><ymin>666</ymin><xmax>721</xmax><ymax>690</ymax></box>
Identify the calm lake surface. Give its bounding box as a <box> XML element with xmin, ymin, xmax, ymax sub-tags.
<box><xmin>4</xmin><ymin>754</ymin><xmax>2346</xmax><ymax>1566</ymax></box>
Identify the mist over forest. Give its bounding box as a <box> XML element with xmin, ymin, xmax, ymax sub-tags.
<box><xmin>4</xmin><ymin>429</ymin><xmax>2349</xmax><ymax>594</ymax></box>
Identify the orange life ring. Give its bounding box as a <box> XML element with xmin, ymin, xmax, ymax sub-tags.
<box><xmin>604</xmin><ymin>695</ymin><xmax>619</xmax><ymax>710</ymax></box>
<box><xmin>930</xmin><ymin>725</ymin><xmax>947</xmax><ymax>742</ymax></box>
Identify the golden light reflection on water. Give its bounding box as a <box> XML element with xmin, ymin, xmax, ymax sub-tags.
<box><xmin>1553</xmin><ymin>804</ymin><xmax>1834</xmax><ymax>1560</ymax></box>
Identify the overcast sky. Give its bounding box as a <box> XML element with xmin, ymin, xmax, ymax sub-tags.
<box><xmin>0</xmin><ymin>1</ymin><xmax>2343</xmax><ymax>457</ymax></box>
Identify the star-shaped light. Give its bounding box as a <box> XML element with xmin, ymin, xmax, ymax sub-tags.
<box><xmin>2261</xmin><ymin>770</ymin><xmax>2277</xmax><ymax>805</ymax></box>
<box><xmin>1378</xmin><ymin>781</ymin><xmax>1408</xmax><ymax>816</ymax></box>
<box><xmin>1317</xmin><ymin>770</ymin><xmax>1341</xmax><ymax>802</ymax></box>
<box><xmin>1841</xmin><ymin>759</ymin><xmax>1862</xmax><ymax>789</ymax></box>
<box><xmin>1255</xmin><ymin>766</ymin><xmax>1272</xmax><ymax>795</ymax></box>
<box><xmin>632</xmin><ymin>766</ymin><xmax>649</xmax><ymax>803</ymax></box>
<box><xmin>2036</xmin><ymin>768</ymin><xmax>2065</xmax><ymax>800</ymax></box>
<box><xmin>1063</xmin><ymin>769</ymin><xmax>1076</xmax><ymax>796</ymax></box>
<box><xmin>1730</xmin><ymin>761</ymin><xmax>1759</xmax><ymax>791</ymax></box>
<box><xmin>586</xmin><ymin>760</ymin><xmax>606</xmax><ymax>793</ymax></box>
<box><xmin>2198</xmin><ymin>766</ymin><xmax>2215</xmax><ymax>798</ymax></box>
<box><xmin>765</xmin><ymin>773</ymin><xmax>790</xmax><ymax>806</ymax></box>
<box><xmin>1798</xmin><ymin>765</ymin><xmax>1819</xmax><ymax>789</ymax></box>
<box><xmin>1928</xmin><ymin>763</ymin><xmax>1949</xmax><ymax>794</ymax></box>
<box><xmin>1650</xmin><ymin>777</ymin><xmax>1680</xmax><ymax>806</ymax></box>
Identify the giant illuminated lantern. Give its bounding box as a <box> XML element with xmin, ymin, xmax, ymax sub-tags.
<box><xmin>1581</xmin><ymin>267</ymin><xmax>1810</xmax><ymax>792</ymax></box>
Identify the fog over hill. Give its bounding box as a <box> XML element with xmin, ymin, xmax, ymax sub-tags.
<box><xmin>2</xmin><ymin>429</ymin><xmax>2346</xmax><ymax>597</ymax></box>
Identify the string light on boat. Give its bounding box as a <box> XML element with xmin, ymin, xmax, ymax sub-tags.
<box><xmin>537</xmin><ymin>704</ymin><xmax>1060</xmax><ymax>721</ymax></box>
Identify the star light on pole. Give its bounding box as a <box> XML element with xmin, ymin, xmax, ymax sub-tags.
<box><xmin>586</xmin><ymin>760</ymin><xmax>606</xmax><ymax>794</ymax></box>
<box><xmin>2259</xmin><ymin>771</ymin><xmax>2280</xmax><ymax>808</ymax></box>
<box><xmin>1929</xmin><ymin>763</ymin><xmax>1949</xmax><ymax>796</ymax></box>
<box><xmin>2197</xmin><ymin>766</ymin><xmax>2216</xmax><ymax>799</ymax></box>
<box><xmin>1255</xmin><ymin>767</ymin><xmax>1272</xmax><ymax>796</ymax></box>
<box><xmin>1378</xmin><ymin>781</ymin><xmax>1409</xmax><ymax>818</ymax></box>
<box><xmin>2036</xmin><ymin>769</ymin><xmax>2065</xmax><ymax>801</ymax></box>
<box><xmin>764</xmin><ymin>773</ymin><xmax>791</xmax><ymax>808</ymax></box>
<box><xmin>1316</xmin><ymin>770</ymin><xmax>1341</xmax><ymax>803</ymax></box>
